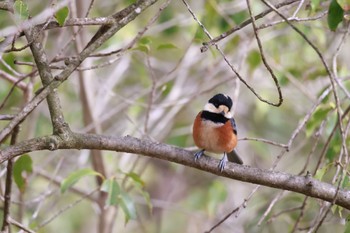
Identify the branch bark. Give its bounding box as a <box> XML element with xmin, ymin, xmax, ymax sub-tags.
<box><xmin>24</xmin><ymin>26</ymin><xmax>69</xmax><ymax>135</ymax></box>
<box><xmin>0</xmin><ymin>133</ymin><xmax>349</xmax><ymax>210</ymax></box>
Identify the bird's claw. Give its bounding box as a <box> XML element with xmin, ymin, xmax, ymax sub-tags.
<box><xmin>218</xmin><ymin>153</ymin><xmax>228</xmax><ymax>172</ymax></box>
<box><xmin>194</xmin><ymin>149</ymin><xmax>205</xmax><ymax>161</ymax></box>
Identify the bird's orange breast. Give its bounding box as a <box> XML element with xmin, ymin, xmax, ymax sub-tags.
<box><xmin>193</xmin><ymin>112</ymin><xmax>237</xmax><ymax>153</ymax></box>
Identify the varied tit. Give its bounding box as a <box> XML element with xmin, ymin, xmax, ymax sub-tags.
<box><xmin>192</xmin><ymin>93</ymin><xmax>243</xmax><ymax>171</ymax></box>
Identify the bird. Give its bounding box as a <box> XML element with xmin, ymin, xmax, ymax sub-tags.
<box><xmin>192</xmin><ymin>93</ymin><xmax>243</xmax><ymax>171</ymax></box>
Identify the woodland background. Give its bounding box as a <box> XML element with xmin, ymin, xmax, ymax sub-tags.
<box><xmin>0</xmin><ymin>0</ymin><xmax>350</xmax><ymax>232</ymax></box>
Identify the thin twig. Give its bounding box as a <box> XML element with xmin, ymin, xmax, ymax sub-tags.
<box><xmin>8</xmin><ymin>217</ymin><xmax>36</xmax><ymax>233</ymax></box>
<box><xmin>245</xmin><ymin>0</ymin><xmax>283</xmax><ymax>106</ymax></box>
<box><xmin>257</xmin><ymin>11</ymin><xmax>327</xmax><ymax>30</ymax></box>
<box><xmin>201</xmin><ymin>0</ymin><xmax>300</xmax><ymax>49</ymax></box>
<box><xmin>36</xmin><ymin>189</ymin><xmax>99</xmax><ymax>229</ymax></box>
<box><xmin>291</xmin><ymin>197</ymin><xmax>309</xmax><ymax>233</ymax></box>
<box><xmin>239</xmin><ymin>137</ymin><xmax>288</xmax><ymax>149</ymax></box>
<box><xmin>257</xmin><ymin>191</ymin><xmax>285</xmax><ymax>225</ymax></box>
<box><xmin>206</xmin><ymin>207</ymin><xmax>240</xmax><ymax>233</ymax></box>
<box><xmin>1</xmin><ymin>125</ymin><xmax>20</xmax><ymax>232</ymax></box>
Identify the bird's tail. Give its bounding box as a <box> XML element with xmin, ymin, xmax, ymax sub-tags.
<box><xmin>227</xmin><ymin>150</ymin><xmax>243</xmax><ymax>165</ymax></box>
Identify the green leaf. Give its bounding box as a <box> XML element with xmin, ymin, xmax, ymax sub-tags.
<box><xmin>140</xmin><ymin>189</ymin><xmax>152</xmax><ymax>214</ymax></box>
<box><xmin>13</xmin><ymin>0</ymin><xmax>29</xmax><ymax>21</ymax></box>
<box><xmin>139</xmin><ymin>37</ymin><xmax>152</xmax><ymax>45</ymax></box>
<box><xmin>337</xmin><ymin>0</ymin><xmax>350</xmax><ymax>11</ymax></box>
<box><xmin>328</xmin><ymin>0</ymin><xmax>344</xmax><ymax>31</ymax></box>
<box><xmin>314</xmin><ymin>165</ymin><xmax>329</xmax><ymax>181</ymax></box>
<box><xmin>118</xmin><ymin>192</ymin><xmax>137</xmax><ymax>224</ymax></box>
<box><xmin>311</xmin><ymin>0</ymin><xmax>322</xmax><ymax>12</ymax></box>
<box><xmin>231</xmin><ymin>10</ymin><xmax>248</xmax><ymax>25</ymax></box>
<box><xmin>126</xmin><ymin>172</ymin><xmax>152</xmax><ymax>213</ymax></box>
<box><xmin>326</xmin><ymin>132</ymin><xmax>341</xmax><ymax>161</ymax></box>
<box><xmin>133</xmin><ymin>45</ymin><xmax>150</xmax><ymax>54</ymax></box>
<box><xmin>55</xmin><ymin>6</ymin><xmax>69</xmax><ymax>26</ymax></box>
<box><xmin>157</xmin><ymin>43</ymin><xmax>178</xmax><ymax>50</ymax></box>
<box><xmin>305</xmin><ymin>104</ymin><xmax>334</xmax><ymax>137</ymax></box>
<box><xmin>246</xmin><ymin>50</ymin><xmax>262</xmax><ymax>72</ymax></box>
<box><xmin>126</xmin><ymin>172</ymin><xmax>145</xmax><ymax>187</ymax></box>
<box><xmin>13</xmin><ymin>154</ymin><xmax>33</xmax><ymax>193</ymax></box>
<box><xmin>345</xmin><ymin>218</ymin><xmax>350</xmax><ymax>233</ymax></box>
<box><xmin>342</xmin><ymin>175</ymin><xmax>350</xmax><ymax>188</ymax></box>
<box><xmin>61</xmin><ymin>168</ymin><xmax>104</xmax><ymax>193</ymax></box>
<box><xmin>101</xmin><ymin>178</ymin><xmax>121</xmax><ymax>205</ymax></box>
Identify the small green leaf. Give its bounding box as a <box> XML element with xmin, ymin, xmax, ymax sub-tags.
<box><xmin>342</xmin><ymin>175</ymin><xmax>350</xmax><ymax>188</ymax></box>
<box><xmin>311</xmin><ymin>0</ymin><xmax>322</xmax><ymax>12</ymax></box>
<box><xmin>231</xmin><ymin>10</ymin><xmax>248</xmax><ymax>25</ymax></box>
<box><xmin>306</xmin><ymin>104</ymin><xmax>334</xmax><ymax>137</ymax></box>
<box><xmin>140</xmin><ymin>190</ymin><xmax>152</xmax><ymax>214</ymax></box>
<box><xmin>13</xmin><ymin>0</ymin><xmax>29</xmax><ymax>21</ymax></box>
<box><xmin>337</xmin><ymin>0</ymin><xmax>350</xmax><ymax>11</ymax></box>
<box><xmin>13</xmin><ymin>154</ymin><xmax>33</xmax><ymax>193</ymax></box>
<box><xmin>326</xmin><ymin>132</ymin><xmax>342</xmax><ymax>161</ymax></box>
<box><xmin>157</xmin><ymin>43</ymin><xmax>178</xmax><ymax>50</ymax></box>
<box><xmin>133</xmin><ymin>45</ymin><xmax>150</xmax><ymax>54</ymax></box>
<box><xmin>328</xmin><ymin>0</ymin><xmax>344</xmax><ymax>31</ymax></box>
<box><xmin>61</xmin><ymin>168</ymin><xmax>104</xmax><ymax>193</ymax></box>
<box><xmin>118</xmin><ymin>192</ymin><xmax>137</xmax><ymax>224</ymax></box>
<box><xmin>314</xmin><ymin>165</ymin><xmax>329</xmax><ymax>181</ymax></box>
<box><xmin>55</xmin><ymin>6</ymin><xmax>69</xmax><ymax>26</ymax></box>
<box><xmin>126</xmin><ymin>172</ymin><xmax>145</xmax><ymax>187</ymax></box>
<box><xmin>101</xmin><ymin>178</ymin><xmax>121</xmax><ymax>205</ymax></box>
<box><xmin>345</xmin><ymin>218</ymin><xmax>350</xmax><ymax>233</ymax></box>
<box><xmin>139</xmin><ymin>37</ymin><xmax>152</xmax><ymax>45</ymax></box>
<box><xmin>246</xmin><ymin>50</ymin><xmax>262</xmax><ymax>72</ymax></box>
<box><xmin>127</xmin><ymin>172</ymin><xmax>152</xmax><ymax>213</ymax></box>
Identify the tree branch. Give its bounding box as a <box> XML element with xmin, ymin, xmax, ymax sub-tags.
<box><xmin>0</xmin><ymin>133</ymin><xmax>349</xmax><ymax>210</ymax></box>
<box><xmin>24</xmin><ymin>26</ymin><xmax>69</xmax><ymax>135</ymax></box>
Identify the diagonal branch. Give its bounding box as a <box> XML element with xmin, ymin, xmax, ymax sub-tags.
<box><xmin>24</xmin><ymin>26</ymin><xmax>69</xmax><ymax>136</ymax></box>
<box><xmin>0</xmin><ymin>133</ymin><xmax>350</xmax><ymax>210</ymax></box>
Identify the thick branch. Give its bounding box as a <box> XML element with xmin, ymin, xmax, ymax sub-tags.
<box><xmin>0</xmin><ymin>133</ymin><xmax>349</xmax><ymax>210</ymax></box>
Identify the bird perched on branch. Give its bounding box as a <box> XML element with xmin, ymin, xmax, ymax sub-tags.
<box><xmin>192</xmin><ymin>93</ymin><xmax>243</xmax><ymax>171</ymax></box>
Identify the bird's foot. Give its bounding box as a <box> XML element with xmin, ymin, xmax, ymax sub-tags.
<box><xmin>218</xmin><ymin>153</ymin><xmax>228</xmax><ymax>172</ymax></box>
<box><xmin>194</xmin><ymin>149</ymin><xmax>205</xmax><ymax>161</ymax></box>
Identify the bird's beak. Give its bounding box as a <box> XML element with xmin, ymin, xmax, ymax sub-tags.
<box><xmin>220</xmin><ymin>111</ymin><xmax>225</xmax><ymax>116</ymax></box>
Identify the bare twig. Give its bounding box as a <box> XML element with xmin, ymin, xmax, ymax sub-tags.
<box><xmin>0</xmin><ymin>70</ymin><xmax>27</xmax><ymax>90</ymax></box>
<box><xmin>239</xmin><ymin>137</ymin><xmax>288</xmax><ymax>149</ymax></box>
<box><xmin>1</xmin><ymin>125</ymin><xmax>20</xmax><ymax>232</ymax></box>
<box><xmin>36</xmin><ymin>188</ymin><xmax>99</xmax><ymax>230</ymax></box>
<box><xmin>206</xmin><ymin>206</ymin><xmax>240</xmax><ymax>233</ymax></box>
<box><xmin>201</xmin><ymin>0</ymin><xmax>300</xmax><ymax>50</ymax></box>
<box><xmin>245</xmin><ymin>0</ymin><xmax>283</xmax><ymax>106</ymax></box>
<box><xmin>8</xmin><ymin>217</ymin><xmax>36</xmax><ymax>233</ymax></box>
<box><xmin>257</xmin><ymin>191</ymin><xmax>285</xmax><ymax>225</ymax></box>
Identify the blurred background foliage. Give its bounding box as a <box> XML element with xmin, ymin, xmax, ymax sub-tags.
<box><xmin>0</xmin><ymin>0</ymin><xmax>350</xmax><ymax>232</ymax></box>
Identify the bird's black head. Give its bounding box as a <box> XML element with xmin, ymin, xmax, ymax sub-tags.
<box><xmin>208</xmin><ymin>93</ymin><xmax>233</xmax><ymax>111</ymax></box>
